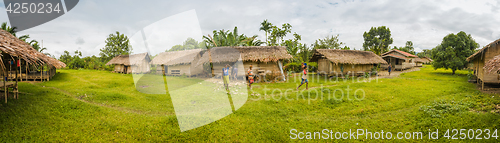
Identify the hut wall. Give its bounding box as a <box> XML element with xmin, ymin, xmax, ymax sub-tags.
<box><xmin>329</xmin><ymin>63</ymin><xmax>373</xmax><ymax>75</ymax></box>
<box><xmin>167</xmin><ymin>64</ymin><xmax>191</xmax><ymax>76</ymax></box>
<box><xmin>317</xmin><ymin>59</ymin><xmax>331</xmax><ymax>75</ymax></box>
<box><xmin>131</xmin><ymin>60</ymin><xmax>151</xmax><ymax>73</ymax></box>
<box><xmin>480</xmin><ymin>44</ymin><xmax>500</xmax><ymax>83</ymax></box>
<box><xmin>114</xmin><ymin>64</ymin><xmax>125</xmax><ymax>73</ymax></box>
<box><xmin>243</xmin><ymin>61</ymin><xmax>280</xmax><ymax>76</ymax></box>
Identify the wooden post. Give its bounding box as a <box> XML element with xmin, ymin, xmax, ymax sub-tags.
<box><xmin>15</xmin><ymin>59</ymin><xmax>18</xmax><ymax>99</ymax></box>
<box><xmin>47</xmin><ymin>66</ymin><xmax>50</xmax><ymax>81</ymax></box>
<box><xmin>40</xmin><ymin>65</ymin><xmax>43</xmax><ymax>82</ymax></box>
<box><xmin>4</xmin><ymin>68</ymin><xmax>6</xmax><ymax>103</ymax></box>
<box><xmin>25</xmin><ymin>61</ymin><xmax>28</xmax><ymax>81</ymax></box>
<box><xmin>481</xmin><ymin>80</ymin><xmax>484</xmax><ymax>90</ymax></box>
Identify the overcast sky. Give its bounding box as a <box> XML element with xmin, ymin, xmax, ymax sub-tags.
<box><xmin>1</xmin><ymin>0</ymin><xmax>499</xmax><ymax>57</ymax></box>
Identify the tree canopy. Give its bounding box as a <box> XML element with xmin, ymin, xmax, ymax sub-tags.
<box><xmin>168</xmin><ymin>38</ymin><xmax>205</xmax><ymax>52</ymax></box>
<box><xmin>363</xmin><ymin>26</ymin><xmax>393</xmax><ymax>55</ymax></box>
<box><xmin>99</xmin><ymin>31</ymin><xmax>132</xmax><ymax>62</ymax></box>
<box><xmin>311</xmin><ymin>35</ymin><xmax>349</xmax><ymax>50</ymax></box>
<box><xmin>431</xmin><ymin>31</ymin><xmax>478</xmax><ymax>74</ymax></box>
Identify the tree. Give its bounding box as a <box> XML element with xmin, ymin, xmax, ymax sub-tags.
<box><xmin>1</xmin><ymin>22</ymin><xmax>17</xmax><ymax>36</ymax></box>
<box><xmin>59</xmin><ymin>50</ymin><xmax>72</xmax><ymax>64</ymax></box>
<box><xmin>167</xmin><ymin>38</ymin><xmax>205</xmax><ymax>52</ymax></box>
<box><xmin>259</xmin><ymin>19</ymin><xmax>273</xmax><ymax>45</ymax></box>
<box><xmin>431</xmin><ymin>31</ymin><xmax>478</xmax><ymax>74</ymax></box>
<box><xmin>99</xmin><ymin>31</ymin><xmax>131</xmax><ymax>62</ymax></box>
<box><xmin>268</xmin><ymin>23</ymin><xmax>292</xmax><ymax>46</ymax></box>
<box><xmin>417</xmin><ymin>49</ymin><xmax>432</xmax><ymax>58</ymax></box>
<box><xmin>363</xmin><ymin>26</ymin><xmax>393</xmax><ymax>55</ymax></box>
<box><xmin>311</xmin><ymin>35</ymin><xmax>345</xmax><ymax>49</ymax></box>
<box><xmin>392</xmin><ymin>41</ymin><xmax>415</xmax><ymax>55</ymax></box>
<box><xmin>203</xmin><ymin>26</ymin><xmax>260</xmax><ymax>48</ymax></box>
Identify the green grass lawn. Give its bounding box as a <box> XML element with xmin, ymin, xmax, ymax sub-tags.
<box><xmin>0</xmin><ymin>65</ymin><xmax>499</xmax><ymax>142</ymax></box>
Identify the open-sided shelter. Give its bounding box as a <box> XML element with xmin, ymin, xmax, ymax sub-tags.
<box><xmin>0</xmin><ymin>29</ymin><xmax>66</xmax><ymax>103</ymax></box>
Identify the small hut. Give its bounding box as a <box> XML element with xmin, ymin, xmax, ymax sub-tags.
<box><xmin>420</xmin><ymin>57</ymin><xmax>433</xmax><ymax>64</ymax></box>
<box><xmin>381</xmin><ymin>49</ymin><xmax>418</xmax><ymax>70</ymax></box>
<box><xmin>414</xmin><ymin>58</ymin><xmax>425</xmax><ymax>67</ymax></box>
<box><xmin>310</xmin><ymin>49</ymin><xmax>387</xmax><ymax>76</ymax></box>
<box><xmin>0</xmin><ymin>29</ymin><xmax>66</xmax><ymax>103</ymax></box>
<box><xmin>151</xmin><ymin>49</ymin><xmax>204</xmax><ymax>76</ymax></box>
<box><xmin>467</xmin><ymin>38</ymin><xmax>500</xmax><ymax>90</ymax></box>
<box><xmin>106</xmin><ymin>53</ymin><xmax>151</xmax><ymax>74</ymax></box>
<box><xmin>196</xmin><ymin>46</ymin><xmax>292</xmax><ymax>79</ymax></box>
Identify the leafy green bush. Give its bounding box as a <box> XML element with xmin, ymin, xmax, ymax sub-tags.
<box><xmin>419</xmin><ymin>99</ymin><xmax>475</xmax><ymax>118</ymax></box>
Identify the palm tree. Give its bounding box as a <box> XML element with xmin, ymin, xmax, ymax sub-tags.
<box><xmin>1</xmin><ymin>22</ymin><xmax>17</xmax><ymax>36</ymax></box>
<box><xmin>259</xmin><ymin>20</ymin><xmax>272</xmax><ymax>46</ymax></box>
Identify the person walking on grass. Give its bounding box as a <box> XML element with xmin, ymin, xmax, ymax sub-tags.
<box><xmin>247</xmin><ymin>65</ymin><xmax>254</xmax><ymax>89</ymax></box>
<box><xmin>222</xmin><ymin>64</ymin><xmax>231</xmax><ymax>93</ymax></box>
<box><xmin>388</xmin><ymin>64</ymin><xmax>392</xmax><ymax>76</ymax></box>
<box><xmin>296</xmin><ymin>63</ymin><xmax>308</xmax><ymax>90</ymax></box>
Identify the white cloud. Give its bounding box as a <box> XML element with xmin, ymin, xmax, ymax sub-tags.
<box><xmin>3</xmin><ymin>0</ymin><xmax>498</xmax><ymax>57</ymax></box>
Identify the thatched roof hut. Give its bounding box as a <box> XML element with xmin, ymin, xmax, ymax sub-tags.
<box><xmin>151</xmin><ymin>49</ymin><xmax>204</xmax><ymax>76</ymax></box>
<box><xmin>310</xmin><ymin>49</ymin><xmax>387</xmax><ymax>65</ymax></box>
<box><xmin>105</xmin><ymin>52</ymin><xmax>150</xmax><ymax>66</ymax></box>
<box><xmin>310</xmin><ymin>49</ymin><xmax>386</xmax><ymax>76</ymax></box>
<box><xmin>0</xmin><ymin>29</ymin><xmax>66</xmax><ymax>69</ymax></box>
<box><xmin>106</xmin><ymin>53</ymin><xmax>151</xmax><ymax>74</ymax></box>
<box><xmin>381</xmin><ymin>49</ymin><xmax>418</xmax><ymax>70</ymax></box>
<box><xmin>467</xmin><ymin>38</ymin><xmax>500</xmax><ymax>90</ymax></box>
<box><xmin>195</xmin><ymin>46</ymin><xmax>292</xmax><ymax>78</ymax></box>
<box><xmin>196</xmin><ymin>46</ymin><xmax>292</xmax><ymax>66</ymax></box>
<box><xmin>151</xmin><ymin>49</ymin><xmax>203</xmax><ymax>66</ymax></box>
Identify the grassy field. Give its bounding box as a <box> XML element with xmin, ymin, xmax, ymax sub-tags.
<box><xmin>0</xmin><ymin>65</ymin><xmax>499</xmax><ymax>142</ymax></box>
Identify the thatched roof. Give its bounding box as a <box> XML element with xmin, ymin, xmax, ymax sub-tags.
<box><xmin>196</xmin><ymin>46</ymin><xmax>292</xmax><ymax>66</ymax></box>
<box><xmin>0</xmin><ymin>29</ymin><xmax>66</xmax><ymax>69</ymax></box>
<box><xmin>151</xmin><ymin>49</ymin><xmax>203</xmax><ymax>66</ymax></box>
<box><xmin>381</xmin><ymin>49</ymin><xmax>418</xmax><ymax>58</ymax></box>
<box><xmin>422</xmin><ymin>57</ymin><xmax>433</xmax><ymax>62</ymax></box>
<box><xmin>105</xmin><ymin>53</ymin><xmax>150</xmax><ymax>66</ymax></box>
<box><xmin>483</xmin><ymin>54</ymin><xmax>500</xmax><ymax>73</ymax></box>
<box><xmin>310</xmin><ymin>49</ymin><xmax>387</xmax><ymax>65</ymax></box>
<box><xmin>467</xmin><ymin>38</ymin><xmax>500</xmax><ymax>62</ymax></box>
<box><xmin>414</xmin><ymin>58</ymin><xmax>425</xmax><ymax>63</ymax></box>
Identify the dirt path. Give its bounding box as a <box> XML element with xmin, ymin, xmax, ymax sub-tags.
<box><xmin>377</xmin><ymin>67</ymin><xmax>421</xmax><ymax>78</ymax></box>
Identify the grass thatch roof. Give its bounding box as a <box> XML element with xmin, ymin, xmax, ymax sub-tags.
<box><xmin>0</xmin><ymin>29</ymin><xmax>66</xmax><ymax>69</ymax></box>
<box><xmin>483</xmin><ymin>54</ymin><xmax>500</xmax><ymax>73</ymax></box>
<box><xmin>196</xmin><ymin>46</ymin><xmax>292</xmax><ymax>66</ymax></box>
<box><xmin>422</xmin><ymin>57</ymin><xmax>433</xmax><ymax>62</ymax></box>
<box><xmin>105</xmin><ymin>53</ymin><xmax>150</xmax><ymax>66</ymax></box>
<box><xmin>310</xmin><ymin>49</ymin><xmax>387</xmax><ymax>65</ymax></box>
<box><xmin>414</xmin><ymin>58</ymin><xmax>425</xmax><ymax>63</ymax></box>
<box><xmin>151</xmin><ymin>49</ymin><xmax>203</xmax><ymax>66</ymax></box>
<box><xmin>467</xmin><ymin>38</ymin><xmax>500</xmax><ymax>62</ymax></box>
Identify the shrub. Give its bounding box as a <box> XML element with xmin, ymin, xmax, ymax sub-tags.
<box><xmin>419</xmin><ymin>99</ymin><xmax>475</xmax><ymax>118</ymax></box>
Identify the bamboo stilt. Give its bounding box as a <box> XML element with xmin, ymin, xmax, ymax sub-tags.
<box><xmin>15</xmin><ymin>59</ymin><xmax>18</xmax><ymax>99</ymax></box>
